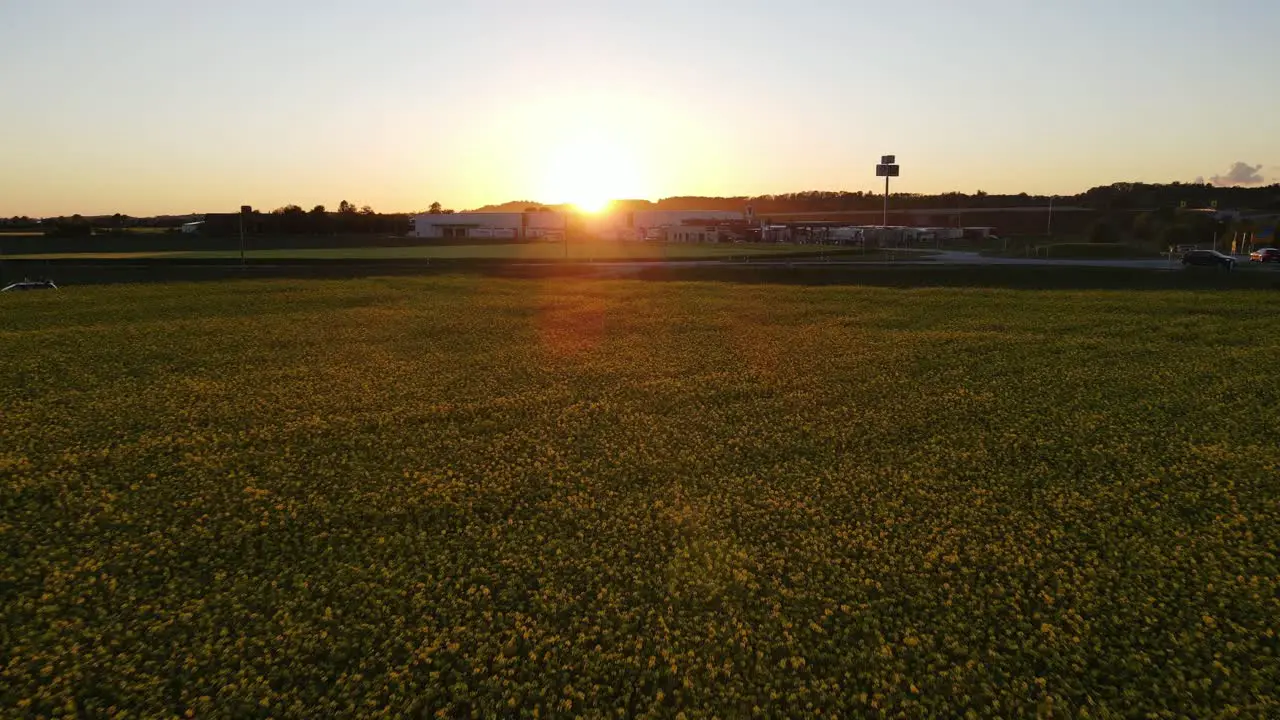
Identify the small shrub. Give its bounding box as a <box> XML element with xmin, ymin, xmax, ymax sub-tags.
<box><xmin>1089</xmin><ymin>221</ymin><xmax>1122</xmax><ymax>244</ymax></box>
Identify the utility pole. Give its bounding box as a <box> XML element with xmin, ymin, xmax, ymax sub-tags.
<box><xmin>876</xmin><ymin>155</ymin><xmax>900</xmax><ymax>244</ymax></box>
<box><xmin>883</xmin><ymin>174</ymin><xmax>890</xmax><ymax>228</ymax></box>
<box><xmin>1047</xmin><ymin>195</ymin><xmax>1055</xmax><ymax>238</ymax></box>
<box><xmin>239</xmin><ymin>205</ymin><xmax>251</xmax><ymax>267</ymax></box>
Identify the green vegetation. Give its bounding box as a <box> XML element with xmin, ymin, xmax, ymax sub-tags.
<box><xmin>1087</xmin><ymin>220</ymin><xmax>1124</xmax><ymax>245</ymax></box>
<box><xmin>3</xmin><ymin>278</ymin><xmax>1278</xmax><ymax>717</ymax></box>
<box><xmin>1132</xmin><ymin>207</ymin><xmax>1225</xmax><ymax>250</ymax></box>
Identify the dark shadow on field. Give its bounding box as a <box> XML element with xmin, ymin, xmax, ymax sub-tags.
<box><xmin>2</xmin><ymin>258</ymin><xmax>1278</xmax><ymax>291</ymax></box>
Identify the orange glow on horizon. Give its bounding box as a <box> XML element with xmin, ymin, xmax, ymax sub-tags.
<box><xmin>573</xmin><ymin>197</ymin><xmax>612</xmax><ymax>214</ymax></box>
<box><xmin>540</xmin><ymin>131</ymin><xmax>648</xmax><ymax>214</ymax></box>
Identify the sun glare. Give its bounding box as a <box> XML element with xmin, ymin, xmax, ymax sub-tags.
<box><xmin>574</xmin><ymin>195</ymin><xmax>612</xmax><ymax>214</ymax></box>
<box><xmin>542</xmin><ymin>132</ymin><xmax>647</xmax><ymax>213</ymax></box>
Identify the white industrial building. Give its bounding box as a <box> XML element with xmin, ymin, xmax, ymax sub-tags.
<box><xmin>589</xmin><ymin>210</ymin><xmax>746</xmax><ymax>241</ymax></box>
<box><xmin>665</xmin><ymin>225</ymin><xmax>723</xmax><ymax>243</ymax></box>
<box><xmin>408</xmin><ymin>206</ymin><xmax>1002</xmax><ymax>249</ymax></box>
<box><xmin>410</xmin><ymin>211</ymin><xmax>567</xmax><ymax>240</ymax></box>
<box><xmin>410</xmin><ymin>208</ymin><xmax>748</xmax><ymax>241</ymax></box>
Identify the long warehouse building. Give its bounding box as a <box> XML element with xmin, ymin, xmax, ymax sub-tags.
<box><xmin>410</xmin><ymin>208</ymin><xmax>747</xmax><ymax>241</ymax></box>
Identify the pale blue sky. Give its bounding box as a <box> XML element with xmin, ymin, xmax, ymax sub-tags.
<box><xmin>2</xmin><ymin>0</ymin><xmax>1276</xmax><ymax>216</ymax></box>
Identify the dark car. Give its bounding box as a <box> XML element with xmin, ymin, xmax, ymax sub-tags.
<box><xmin>1249</xmin><ymin>247</ymin><xmax>1279</xmax><ymax>263</ymax></box>
<box><xmin>1181</xmin><ymin>250</ymin><xmax>1236</xmax><ymax>270</ymax></box>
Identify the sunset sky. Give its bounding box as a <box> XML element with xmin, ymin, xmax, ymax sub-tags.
<box><xmin>2</xmin><ymin>0</ymin><xmax>1277</xmax><ymax>217</ymax></box>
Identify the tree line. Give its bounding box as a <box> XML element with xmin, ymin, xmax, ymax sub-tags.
<box><xmin>1103</xmin><ymin>206</ymin><xmax>1272</xmax><ymax>249</ymax></box>
<box><xmin>471</xmin><ymin>182</ymin><xmax>1280</xmax><ymax>215</ymax></box>
<box><xmin>645</xmin><ymin>183</ymin><xmax>1280</xmax><ymax>214</ymax></box>
<box><xmin>246</xmin><ymin>201</ymin><xmax>409</xmax><ymax>236</ymax></box>
<box><xmin>7</xmin><ymin>182</ymin><xmax>1278</xmax><ymax>239</ymax></box>
<box><xmin>4</xmin><ymin>201</ymin><xmax>413</xmax><ymax>238</ymax></box>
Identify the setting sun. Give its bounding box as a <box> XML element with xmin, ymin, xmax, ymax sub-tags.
<box><xmin>541</xmin><ymin>132</ymin><xmax>648</xmax><ymax>213</ymax></box>
<box><xmin>573</xmin><ymin>195</ymin><xmax>612</xmax><ymax>214</ymax></box>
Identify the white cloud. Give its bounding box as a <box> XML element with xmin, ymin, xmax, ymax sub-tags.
<box><xmin>1208</xmin><ymin>162</ymin><xmax>1266</xmax><ymax>186</ymax></box>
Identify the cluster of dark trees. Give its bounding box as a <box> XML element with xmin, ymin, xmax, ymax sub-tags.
<box><xmin>668</xmin><ymin>183</ymin><xmax>1280</xmax><ymax>214</ymax></box>
<box><xmin>3</xmin><ymin>213</ymin><xmax>202</xmax><ymax>238</ymax></box>
<box><xmin>1086</xmin><ymin>205</ymin><xmax>1271</xmax><ymax>247</ymax></box>
<box><xmin>1</xmin><ymin>214</ymin><xmax>95</xmax><ymax>238</ymax></box>
<box><xmin>37</xmin><ymin>216</ymin><xmax>96</xmax><ymax>238</ymax></box>
<box><xmin>1124</xmin><ymin>207</ymin><xmax>1219</xmax><ymax>246</ymax></box>
<box><xmin>1</xmin><ymin>216</ymin><xmax>39</xmax><ymax>229</ymax></box>
<box><xmin>1</xmin><ymin>203</ymin><xmax>412</xmax><ymax>238</ymax></box>
<box><xmin>1075</xmin><ymin>182</ymin><xmax>1280</xmax><ymax>213</ymax></box>
<box><xmin>1</xmin><ymin>213</ymin><xmax>204</xmax><ymax>235</ymax></box>
<box><xmin>248</xmin><ymin>201</ymin><xmax>408</xmax><ymax>236</ymax></box>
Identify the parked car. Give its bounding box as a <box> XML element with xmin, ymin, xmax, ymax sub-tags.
<box><xmin>1181</xmin><ymin>250</ymin><xmax>1236</xmax><ymax>270</ymax></box>
<box><xmin>1</xmin><ymin>280</ymin><xmax>58</xmax><ymax>292</ymax></box>
<box><xmin>1249</xmin><ymin>247</ymin><xmax>1280</xmax><ymax>263</ymax></box>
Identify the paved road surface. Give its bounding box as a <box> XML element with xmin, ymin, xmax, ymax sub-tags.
<box><xmin>891</xmin><ymin>250</ymin><xmax>1174</xmax><ymax>269</ymax></box>
<box><xmin>573</xmin><ymin>250</ymin><xmax>1280</xmax><ymax>277</ymax></box>
<box><xmin>572</xmin><ymin>251</ymin><xmax>1159</xmax><ymax>272</ymax></box>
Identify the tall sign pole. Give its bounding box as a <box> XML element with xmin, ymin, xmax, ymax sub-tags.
<box><xmin>239</xmin><ymin>205</ymin><xmax>251</xmax><ymax>267</ymax></box>
<box><xmin>875</xmin><ymin>155</ymin><xmax>900</xmax><ymax>230</ymax></box>
<box><xmin>883</xmin><ymin>175</ymin><xmax>889</xmax><ymax>228</ymax></box>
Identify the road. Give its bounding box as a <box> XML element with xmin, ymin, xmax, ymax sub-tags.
<box><xmin>582</xmin><ymin>250</ymin><xmax>1280</xmax><ymax>274</ymax></box>
<box><xmin>886</xmin><ymin>250</ymin><xmax>1174</xmax><ymax>269</ymax></box>
<box><xmin>7</xmin><ymin>249</ymin><xmax>1275</xmax><ymax>287</ymax></box>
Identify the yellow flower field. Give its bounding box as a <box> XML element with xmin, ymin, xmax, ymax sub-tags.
<box><xmin>2</xmin><ymin>277</ymin><xmax>1278</xmax><ymax>717</ymax></box>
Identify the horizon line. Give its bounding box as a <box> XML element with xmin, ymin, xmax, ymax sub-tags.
<box><xmin>5</xmin><ymin>180</ymin><xmax>1277</xmax><ymax>220</ymax></box>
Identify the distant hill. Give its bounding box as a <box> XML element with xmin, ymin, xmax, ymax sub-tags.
<box><xmin>10</xmin><ymin>182</ymin><xmax>1277</xmax><ymax>224</ymax></box>
<box><xmin>468</xmin><ymin>183</ymin><xmax>1280</xmax><ymax>216</ymax></box>
<box><xmin>469</xmin><ymin>200</ymin><xmax>536</xmax><ymax>213</ymax></box>
<box><xmin>468</xmin><ymin>201</ymin><xmax>571</xmax><ymax>213</ymax></box>
<box><xmin>469</xmin><ymin>199</ymin><xmax>661</xmax><ymax>213</ymax></box>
